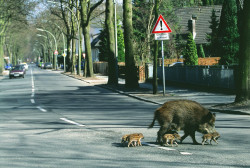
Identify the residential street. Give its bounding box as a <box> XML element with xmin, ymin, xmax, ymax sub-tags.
<box><xmin>0</xmin><ymin>64</ymin><xmax>250</xmax><ymax>168</ymax></box>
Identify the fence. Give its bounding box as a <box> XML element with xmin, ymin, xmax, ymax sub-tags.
<box><xmin>157</xmin><ymin>66</ymin><xmax>235</xmax><ymax>90</ymax></box>
<box><xmin>93</xmin><ymin>62</ymin><xmax>145</xmax><ymax>82</ymax></box>
<box><xmin>93</xmin><ymin>61</ymin><xmax>235</xmax><ymax>90</ymax></box>
<box><xmin>158</xmin><ymin>57</ymin><xmax>221</xmax><ymax>66</ymax></box>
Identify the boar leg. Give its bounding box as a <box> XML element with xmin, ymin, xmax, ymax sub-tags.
<box><xmin>157</xmin><ymin>126</ymin><xmax>168</xmax><ymax>144</ymax></box>
<box><xmin>211</xmin><ymin>137</ymin><xmax>218</xmax><ymax>144</ymax></box>
<box><xmin>181</xmin><ymin>130</ymin><xmax>200</xmax><ymax>145</ymax></box>
<box><xmin>180</xmin><ymin>133</ymin><xmax>188</xmax><ymax>143</ymax></box>
<box><xmin>190</xmin><ymin>131</ymin><xmax>200</xmax><ymax>145</ymax></box>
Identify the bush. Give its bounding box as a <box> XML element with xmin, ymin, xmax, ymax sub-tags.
<box><xmin>184</xmin><ymin>32</ymin><xmax>198</xmax><ymax>65</ymax></box>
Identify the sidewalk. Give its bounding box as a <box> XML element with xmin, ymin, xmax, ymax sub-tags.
<box><xmin>63</xmin><ymin>73</ymin><xmax>250</xmax><ymax>116</ymax></box>
<box><xmin>1</xmin><ymin>70</ymin><xmax>249</xmax><ymax>115</ymax></box>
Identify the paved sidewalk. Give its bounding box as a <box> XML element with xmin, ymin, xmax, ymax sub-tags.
<box><xmin>63</xmin><ymin>73</ymin><xmax>250</xmax><ymax>115</ymax></box>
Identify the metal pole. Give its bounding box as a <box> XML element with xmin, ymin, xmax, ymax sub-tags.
<box><xmin>114</xmin><ymin>0</ymin><xmax>118</xmax><ymax>58</ymax></box>
<box><xmin>49</xmin><ymin>21</ymin><xmax>66</xmax><ymax>72</ymax></box>
<box><xmin>161</xmin><ymin>40</ymin><xmax>165</xmax><ymax>96</ymax></box>
<box><xmin>37</xmin><ymin>28</ymin><xmax>58</xmax><ymax>69</ymax></box>
<box><xmin>64</xmin><ymin>55</ymin><xmax>66</xmax><ymax>72</ymax></box>
<box><xmin>114</xmin><ymin>0</ymin><xmax>118</xmax><ymax>83</ymax></box>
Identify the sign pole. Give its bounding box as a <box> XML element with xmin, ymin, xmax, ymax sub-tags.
<box><xmin>64</xmin><ymin>54</ymin><xmax>66</xmax><ymax>72</ymax></box>
<box><xmin>161</xmin><ymin>40</ymin><xmax>165</xmax><ymax>96</ymax></box>
<box><xmin>151</xmin><ymin>14</ymin><xmax>171</xmax><ymax>96</ymax></box>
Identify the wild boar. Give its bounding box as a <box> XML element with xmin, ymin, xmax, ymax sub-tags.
<box><xmin>163</xmin><ymin>133</ymin><xmax>181</xmax><ymax>146</ymax></box>
<box><xmin>202</xmin><ymin>132</ymin><xmax>220</xmax><ymax>145</ymax></box>
<box><xmin>148</xmin><ymin>100</ymin><xmax>216</xmax><ymax>145</ymax></box>
<box><xmin>126</xmin><ymin>134</ymin><xmax>144</xmax><ymax>147</ymax></box>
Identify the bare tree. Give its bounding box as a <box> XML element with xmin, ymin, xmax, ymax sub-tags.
<box><xmin>105</xmin><ymin>0</ymin><xmax>118</xmax><ymax>85</ymax></box>
<box><xmin>153</xmin><ymin>0</ymin><xmax>159</xmax><ymax>94</ymax></box>
<box><xmin>0</xmin><ymin>0</ymin><xmax>33</xmax><ymax>74</ymax></box>
<box><xmin>235</xmin><ymin>0</ymin><xmax>250</xmax><ymax>104</ymax></box>
<box><xmin>79</xmin><ymin>0</ymin><xmax>104</xmax><ymax>77</ymax></box>
<box><xmin>123</xmin><ymin>0</ymin><xmax>139</xmax><ymax>88</ymax></box>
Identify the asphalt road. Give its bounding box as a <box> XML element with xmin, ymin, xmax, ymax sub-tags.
<box><xmin>0</xmin><ymin>64</ymin><xmax>250</xmax><ymax>168</ymax></box>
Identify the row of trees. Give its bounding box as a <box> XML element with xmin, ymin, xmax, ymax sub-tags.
<box><xmin>34</xmin><ymin>0</ymin><xmax>138</xmax><ymax>88</ymax></box>
<box><xmin>0</xmin><ymin>0</ymin><xmax>35</xmax><ymax>74</ymax></box>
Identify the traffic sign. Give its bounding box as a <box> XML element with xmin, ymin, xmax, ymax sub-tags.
<box><xmin>54</xmin><ymin>50</ymin><xmax>58</xmax><ymax>55</ymax></box>
<box><xmin>152</xmin><ymin>15</ymin><xmax>172</xmax><ymax>34</ymax></box>
<box><xmin>154</xmin><ymin>33</ymin><xmax>169</xmax><ymax>41</ymax></box>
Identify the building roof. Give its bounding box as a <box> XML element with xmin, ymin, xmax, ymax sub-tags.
<box><xmin>91</xmin><ymin>34</ymin><xmax>101</xmax><ymax>48</ymax></box>
<box><xmin>175</xmin><ymin>5</ymin><xmax>222</xmax><ymax>44</ymax></box>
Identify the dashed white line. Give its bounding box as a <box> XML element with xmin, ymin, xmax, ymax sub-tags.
<box><xmin>142</xmin><ymin>142</ymin><xmax>193</xmax><ymax>155</ymax></box>
<box><xmin>31</xmin><ymin>69</ymin><xmax>35</xmax><ymax>97</ymax></box>
<box><xmin>60</xmin><ymin>118</ymin><xmax>85</xmax><ymax>127</ymax></box>
<box><xmin>180</xmin><ymin>152</ymin><xmax>192</xmax><ymax>155</ymax></box>
<box><xmin>37</xmin><ymin>106</ymin><xmax>47</xmax><ymax>112</ymax></box>
<box><xmin>31</xmin><ymin>99</ymin><xmax>35</xmax><ymax>104</ymax></box>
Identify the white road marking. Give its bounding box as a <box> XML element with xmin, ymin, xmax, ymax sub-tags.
<box><xmin>180</xmin><ymin>152</ymin><xmax>192</xmax><ymax>155</ymax></box>
<box><xmin>31</xmin><ymin>99</ymin><xmax>35</xmax><ymax>104</ymax></box>
<box><xmin>60</xmin><ymin>118</ymin><xmax>85</xmax><ymax>127</ymax></box>
<box><xmin>31</xmin><ymin>69</ymin><xmax>35</xmax><ymax>97</ymax></box>
<box><xmin>37</xmin><ymin>106</ymin><xmax>47</xmax><ymax>112</ymax></box>
<box><xmin>142</xmin><ymin>142</ymin><xmax>193</xmax><ymax>155</ymax></box>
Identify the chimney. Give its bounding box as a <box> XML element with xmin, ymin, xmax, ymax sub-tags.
<box><xmin>191</xmin><ymin>15</ymin><xmax>197</xmax><ymax>40</ymax></box>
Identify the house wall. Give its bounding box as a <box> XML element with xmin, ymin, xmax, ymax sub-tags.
<box><xmin>91</xmin><ymin>48</ymin><xmax>99</xmax><ymax>62</ymax></box>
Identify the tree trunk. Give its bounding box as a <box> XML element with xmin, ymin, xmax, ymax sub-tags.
<box><xmin>66</xmin><ymin>36</ymin><xmax>72</xmax><ymax>72</ymax></box>
<box><xmin>235</xmin><ymin>0</ymin><xmax>250</xmax><ymax>103</ymax></box>
<box><xmin>80</xmin><ymin>0</ymin><xmax>95</xmax><ymax>77</ymax></box>
<box><xmin>60</xmin><ymin>0</ymin><xmax>72</xmax><ymax>72</ymax></box>
<box><xmin>0</xmin><ymin>37</ymin><xmax>4</xmax><ymax>74</ymax></box>
<box><xmin>153</xmin><ymin>0</ymin><xmax>159</xmax><ymax>94</ymax></box>
<box><xmin>82</xmin><ymin>25</ymin><xmax>94</xmax><ymax>77</ymax></box>
<box><xmin>123</xmin><ymin>0</ymin><xmax>139</xmax><ymax>88</ymax></box>
<box><xmin>106</xmin><ymin>0</ymin><xmax>118</xmax><ymax>85</ymax></box>
<box><xmin>71</xmin><ymin>37</ymin><xmax>76</xmax><ymax>74</ymax></box>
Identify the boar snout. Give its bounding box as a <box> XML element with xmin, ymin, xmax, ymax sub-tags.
<box><xmin>198</xmin><ymin>123</ymin><xmax>216</xmax><ymax>134</ymax></box>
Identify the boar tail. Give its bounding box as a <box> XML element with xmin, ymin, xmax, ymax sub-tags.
<box><xmin>148</xmin><ymin>116</ymin><xmax>156</xmax><ymax>129</ymax></box>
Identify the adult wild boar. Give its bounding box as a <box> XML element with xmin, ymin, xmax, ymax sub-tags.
<box><xmin>149</xmin><ymin>100</ymin><xmax>216</xmax><ymax>144</ymax></box>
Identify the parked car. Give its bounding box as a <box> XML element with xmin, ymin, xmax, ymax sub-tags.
<box><xmin>20</xmin><ymin>62</ymin><xmax>29</xmax><ymax>70</ymax></box>
<box><xmin>5</xmin><ymin>63</ymin><xmax>12</xmax><ymax>70</ymax></box>
<box><xmin>19</xmin><ymin>64</ymin><xmax>26</xmax><ymax>74</ymax></box>
<box><xmin>44</xmin><ymin>62</ymin><xmax>53</xmax><ymax>69</ymax></box>
<box><xmin>9</xmin><ymin>65</ymin><xmax>25</xmax><ymax>79</ymax></box>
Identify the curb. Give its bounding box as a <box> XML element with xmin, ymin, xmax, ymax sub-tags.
<box><xmin>209</xmin><ymin>108</ymin><xmax>250</xmax><ymax>116</ymax></box>
<box><xmin>62</xmin><ymin>73</ymin><xmax>250</xmax><ymax>116</ymax></box>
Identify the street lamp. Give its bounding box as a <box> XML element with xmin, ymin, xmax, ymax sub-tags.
<box><xmin>37</xmin><ymin>34</ymin><xmax>53</xmax><ymax>63</ymax></box>
<box><xmin>46</xmin><ymin>20</ymin><xmax>66</xmax><ymax>72</ymax></box>
<box><xmin>48</xmin><ymin>0</ymin><xmax>81</xmax><ymax>75</ymax></box>
<box><xmin>35</xmin><ymin>42</ymin><xmax>47</xmax><ymax>63</ymax></box>
<box><xmin>37</xmin><ymin>28</ymin><xmax>58</xmax><ymax>69</ymax></box>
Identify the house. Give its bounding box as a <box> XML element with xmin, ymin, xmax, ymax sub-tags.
<box><xmin>175</xmin><ymin>5</ymin><xmax>222</xmax><ymax>44</ymax></box>
<box><xmin>91</xmin><ymin>34</ymin><xmax>101</xmax><ymax>62</ymax></box>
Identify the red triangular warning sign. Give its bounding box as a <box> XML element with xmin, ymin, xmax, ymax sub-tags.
<box><xmin>152</xmin><ymin>15</ymin><xmax>172</xmax><ymax>34</ymax></box>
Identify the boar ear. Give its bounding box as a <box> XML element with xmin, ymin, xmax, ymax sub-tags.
<box><xmin>213</xmin><ymin>113</ymin><xmax>216</xmax><ymax>117</ymax></box>
<box><xmin>206</xmin><ymin>112</ymin><xmax>216</xmax><ymax>121</ymax></box>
